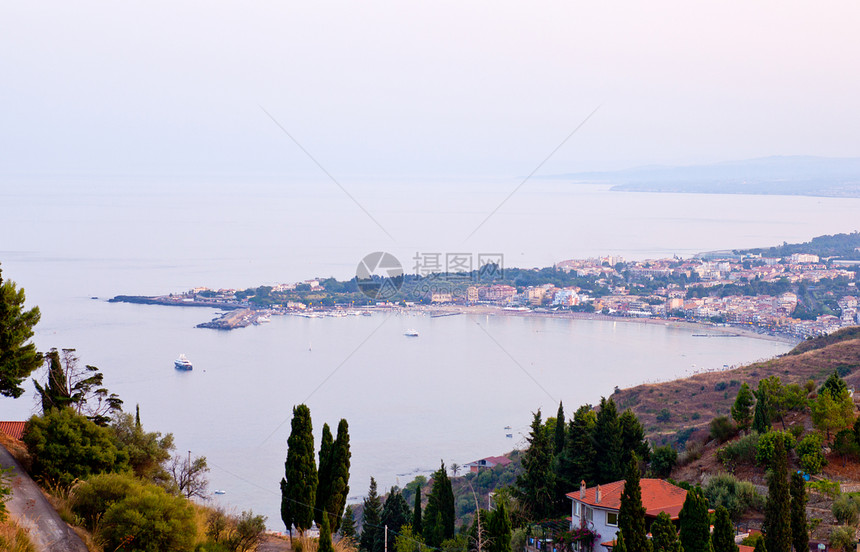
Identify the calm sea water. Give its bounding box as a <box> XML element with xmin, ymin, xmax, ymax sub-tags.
<box><xmin>1</xmin><ymin>176</ymin><xmax>857</xmax><ymax>527</ymax></box>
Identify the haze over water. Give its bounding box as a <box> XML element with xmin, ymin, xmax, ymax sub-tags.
<box><xmin>2</xmin><ymin>178</ymin><xmax>858</xmax><ymax>527</ymax></box>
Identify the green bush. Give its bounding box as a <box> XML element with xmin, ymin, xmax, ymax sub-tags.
<box><xmin>829</xmin><ymin>526</ymin><xmax>857</xmax><ymax>551</ymax></box>
<box><xmin>709</xmin><ymin>416</ymin><xmax>737</xmax><ymax>443</ymax></box>
<box><xmin>99</xmin><ymin>484</ymin><xmax>195</xmax><ymax>552</ymax></box>
<box><xmin>788</xmin><ymin>425</ymin><xmax>804</xmax><ymax>439</ymax></box>
<box><xmin>71</xmin><ymin>473</ymin><xmax>143</xmax><ymax>531</ymax></box>
<box><xmin>832</xmin><ymin>494</ymin><xmax>860</xmax><ymax>525</ymax></box>
<box><xmin>756</xmin><ymin>430</ymin><xmax>796</xmax><ymax>468</ymax></box>
<box><xmin>703</xmin><ymin>472</ymin><xmax>764</xmax><ymax>520</ymax></box>
<box><xmin>23</xmin><ymin>408</ymin><xmax>129</xmax><ymax>487</ymax></box>
<box><xmin>797</xmin><ymin>433</ymin><xmax>826</xmax><ymax>474</ymax></box>
<box><xmin>657</xmin><ymin>409</ymin><xmax>671</xmax><ymax>422</ymax></box>
<box><xmin>650</xmin><ymin>446</ymin><xmax>678</xmax><ymax>478</ymax></box>
<box><xmin>716</xmin><ymin>432</ymin><xmax>759</xmax><ymax>469</ymax></box>
<box><xmin>808</xmin><ymin>479</ymin><xmax>841</xmax><ymax>498</ymax></box>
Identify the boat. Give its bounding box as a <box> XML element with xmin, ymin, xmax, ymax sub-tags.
<box><xmin>404</xmin><ymin>329</ymin><xmax>419</xmax><ymax>337</ymax></box>
<box><xmin>174</xmin><ymin>354</ymin><xmax>193</xmax><ymax>371</ymax></box>
<box><xmin>214</xmin><ymin>489</ymin><xmax>226</xmax><ymax>495</ymax></box>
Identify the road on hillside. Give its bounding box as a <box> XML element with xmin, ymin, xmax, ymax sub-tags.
<box><xmin>0</xmin><ymin>444</ymin><xmax>88</xmax><ymax>552</ymax></box>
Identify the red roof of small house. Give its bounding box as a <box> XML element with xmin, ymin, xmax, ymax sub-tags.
<box><xmin>566</xmin><ymin>479</ymin><xmax>688</xmax><ymax>520</ymax></box>
<box><xmin>466</xmin><ymin>455</ymin><xmax>513</xmax><ymax>467</ymax></box>
<box><xmin>739</xmin><ymin>546</ymin><xmax>754</xmax><ymax>552</ymax></box>
<box><xmin>0</xmin><ymin>421</ymin><xmax>27</xmax><ymax>441</ymax></box>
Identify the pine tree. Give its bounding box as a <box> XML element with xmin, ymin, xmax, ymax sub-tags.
<box><xmin>619</xmin><ymin>409</ymin><xmax>650</xmax><ymax>464</ymax></box>
<box><xmin>752</xmin><ymin>391</ymin><xmax>771</xmax><ymax>434</ymax></box>
<box><xmin>424</xmin><ymin>462</ymin><xmax>455</xmax><ymax>547</ymax></box>
<box><xmin>33</xmin><ymin>348</ymin><xmax>72</xmax><ymax>412</ymax></box>
<box><xmin>651</xmin><ymin>512</ymin><xmax>682</xmax><ymax>552</ymax></box>
<box><xmin>764</xmin><ymin>438</ymin><xmax>791</xmax><ymax>552</ymax></box>
<box><xmin>281</xmin><ymin>404</ymin><xmax>318</xmax><ymax>535</ymax></box>
<box><xmin>0</xmin><ymin>267</ymin><xmax>42</xmax><ymax>399</ymax></box>
<box><xmin>618</xmin><ymin>456</ymin><xmax>650</xmax><ymax>552</ymax></box>
<box><xmin>413</xmin><ymin>485</ymin><xmax>423</xmax><ymax>536</ymax></box>
<box><xmin>554</xmin><ymin>401</ymin><xmax>566</xmax><ymax>455</ymax></box>
<box><xmin>712</xmin><ymin>506</ymin><xmax>738</xmax><ymax>552</ymax></box>
<box><xmin>319</xmin><ymin>513</ymin><xmax>335</xmax><ymax>552</ymax></box>
<box><xmin>381</xmin><ymin>488</ymin><xmax>412</xmax><ymax>536</ymax></box>
<box><xmin>488</xmin><ymin>501</ymin><xmax>512</xmax><ymax>552</ymax></box>
<box><xmin>316</xmin><ymin>423</ymin><xmax>334</xmax><ymax>526</ymax></box>
<box><xmin>593</xmin><ymin>397</ymin><xmax>623</xmax><ymax>483</ymax></box>
<box><xmin>360</xmin><ymin>478</ymin><xmax>383</xmax><ymax>552</ymax></box>
<box><xmin>515</xmin><ymin>411</ymin><xmax>555</xmax><ymax>520</ymax></box>
<box><xmin>341</xmin><ymin>505</ymin><xmax>357</xmax><ymax>540</ymax></box>
<box><xmin>790</xmin><ymin>472</ymin><xmax>808</xmax><ymax>552</ymax></box>
<box><xmin>680</xmin><ymin>488</ymin><xmax>710</xmax><ymax>552</ymax></box>
<box><xmin>327</xmin><ymin>419</ymin><xmax>351</xmax><ymax>531</ymax></box>
<box><xmin>557</xmin><ymin>405</ymin><xmax>597</xmax><ymax>488</ymax></box>
<box><xmin>731</xmin><ymin>383</ymin><xmax>755</xmax><ymax>431</ymax></box>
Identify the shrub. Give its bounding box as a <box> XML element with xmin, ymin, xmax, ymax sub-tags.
<box><xmin>23</xmin><ymin>407</ymin><xmax>129</xmax><ymax>487</ymax></box>
<box><xmin>677</xmin><ymin>440</ymin><xmax>704</xmax><ymax>466</ymax></box>
<box><xmin>834</xmin><ymin>429</ymin><xmax>860</xmax><ymax>459</ymax></box>
<box><xmin>704</xmin><ymin>472</ymin><xmax>764</xmax><ymax>520</ymax></box>
<box><xmin>710</xmin><ymin>416</ymin><xmax>737</xmax><ymax>443</ymax></box>
<box><xmin>756</xmin><ymin>430</ymin><xmax>796</xmax><ymax>468</ymax></box>
<box><xmin>651</xmin><ymin>446</ymin><xmax>678</xmax><ymax>477</ymax></box>
<box><xmin>716</xmin><ymin>432</ymin><xmax>760</xmax><ymax>469</ymax></box>
<box><xmin>71</xmin><ymin>473</ymin><xmax>143</xmax><ymax>531</ymax></box>
<box><xmin>796</xmin><ymin>433</ymin><xmax>826</xmax><ymax>475</ymax></box>
<box><xmin>788</xmin><ymin>425</ymin><xmax>804</xmax><ymax>439</ymax></box>
<box><xmin>829</xmin><ymin>526</ymin><xmax>857</xmax><ymax>551</ymax></box>
<box><xmin>808</xmin><ymin>479</ymin><xmax>841</xmax><ymax>498</ymax></box>
<box><xmin>99</xmin><ymin>484</ymin><xmax>195</xmax><ymax>552</ymax></box>
<box><xmin>832</xmin><ymin>494</ymin><xmax>860</xmax><ymax>525</ymax></box>
<box><xmin>657</xmin><ymin>409</ymin><xmax>671</xmax><ymax>422</ymax></box>
<box><xmin>715</xmin><ymin>382</ymin><xmax>729</xmax><ymax>392</ymax></box>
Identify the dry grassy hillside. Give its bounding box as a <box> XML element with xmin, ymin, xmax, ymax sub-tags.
<box><xmin>612</xmin><ymin>328</ymin><xmax>860</xmax><ymax>446</ymax></box>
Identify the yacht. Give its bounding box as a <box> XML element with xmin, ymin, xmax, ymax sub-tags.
<box><xmin>174</xmin><ymin>354</ymin><xmax>193</xmax><ymax>371</ymax></box>
<box><xmin>404</xmin><ymin>329</ymin><xmax>419</xmax><ymax>337</ymax></box>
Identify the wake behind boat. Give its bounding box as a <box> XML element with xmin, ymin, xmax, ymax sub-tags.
<box><xmin>174</xmin><ymin>354</ymin><xmax>193</xmax><ymax>371</ymax></box>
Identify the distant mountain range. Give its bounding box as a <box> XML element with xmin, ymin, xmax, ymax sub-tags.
<box><xmin>551</xmin><ymin>156</ymin><xmax>860</xmax><ymax>197</ymax></box>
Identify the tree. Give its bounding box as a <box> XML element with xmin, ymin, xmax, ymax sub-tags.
<box><xmin>752</xmin><ymin>391</ymin><xmax>771</xmax><ymax>434</ymax></box>
<box><xmin>811</xmin><ymin>386</ymin><xmax>855</xmax><ymax>441</ymax></box>
<box><xmin>111</xmin><ymin>410</ymin><xmax>174</xmax><ymax>484</ymax></box>
<box><xmin>820</xmin><ymin>371</ymin><xmax>848</xmax><ymax>397</ymax></box>
<box><xmin>413</xmin><ymin>485</ymin><xmax>423</xmax><ymax>536</ymax></box>
<box><xmin>326</xmin><ymin>419</ymin><xmax>351</xmax><ymax>532</ymax></box>
<box><xmin>32</xmin><ymin>348</ymin><xmax>122</xmax><ymax>425</ymax></box>
<box><xmin>557</xmin><ymin>405</ymin><xmax>596</xmax><ymax>488</ymax></box>
<box><xmin>679</xmin><ymin>488</ymin><xmax>710</xmax><ymax>552</ymax></box>
<box><xmin>319</xmin><ymin>513</ymin><xmax>335</xmax><ymax>552</ymax></box>
<box><xmin>381</xmin><ymin>488</ymin><xmax>412</xmax><ymax>537</ymax></box>
<box><xmin>618</xmin><ymin>457</ymin><xmax>649</xmax><ymax>552</ymax></box>
<box><xmin>341</xmin><ymin>505</ymin><xmax>357</xmax><ymax>540</ymax></box>
<box><xmin>281</xmin><ymin>404</ymin><xmax>317</xmax><ymax>535</ymax></box>
<box><xmin>651</xmin><ymin>512</ymin><xmax>682</xmax><ymax>552</ymax></box>
<box><xmin>554</xmin><ymin>401</ymin><xmax>566</xmax><ymax>455</ymax></box>
<box><xmin>360</xmin><ymin>478</ymin><xmax>383</xmax><ymax>552</ymax></box>
<box><xmin>712</xmin><ymin>506</ymin><xmax>738</xmax><ymax>552</ymax></box>
<box><xmin>764</xmin><ymin>438</ymin><xmax>791</xmax><ymax>552</ymax></box>
<box><xmin>515</xmin><ymin>411</ymin><xmax>555</xmax><ymax>520</ymax></box>
<box><xmin>731</xmin><ymin>383</ymin><xmax>755</xmax><ymax>431</ymax></box>
<box><xmin>23</xmin><ymin>407</ymin><xmax>128</xmax><ymax>487</ymax></box>
<box><xmin>650</xmin><ymin>446</ymin><xmax>678</xmax><ymax>478</ymax></box>
<box><xmin>790</xmin><ymin>473</ymin><xmax>809</xmax><ymax>552</ymax></box>
<box><xmin>424</xmin><ymin>462</ymin><xmax>455</xmax><ymax>547</ymax></box>
<box><xmin>99</xmin><ymin>484</ymin><xmax>196</xmax><ymax>552</ymax></box>
<box><xmin>619</xmin><ymin>409</ymin><xmax>650</xmax><ymax>465</ymax></box>
<box><xmin>753</xmin><ymin>537</ymin><xmax>767</xmax><ymax>552</ymax></box>
<box><xmin>487</xmin><ymin>500</ymin><xmax>512</xmax><ymax>552</ymax></box>
<box><xmin>0</xmin><ymin>266</ymin><xmax>42</xmax><ymax>399</ymax></box>
<box><xmin>593</xmin><ymin>398</ymin><xmax>623</xmax><ymax>483</ymax></box>
<box><xmin>316</xmin><ymin>423</ymin><xmax>335</xmax><ymax>527</ymax></box>
<box><xmin>169</xmin><ymin>451</ymin><xmax>209</xmax><ymax>499</ymax></box>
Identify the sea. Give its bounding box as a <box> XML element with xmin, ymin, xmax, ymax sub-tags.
<box><xmin>1</xmin><ymin>174</ymin><xmax>859</xmax><ymax>528</ymax></box>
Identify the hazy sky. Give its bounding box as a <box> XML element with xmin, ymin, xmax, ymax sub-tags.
<box><xmin>3</xmin><ymin>1</ymin><xmax>859</xmax><ymax>178</ymax></box>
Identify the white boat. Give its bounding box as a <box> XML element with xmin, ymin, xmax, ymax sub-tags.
<box><xmin>404</xmin><ymin>329</ymin><xmax>419</xmax><ymax>337</ymax></box>
<box><xmin>214</xmin><ymin>489</ymin><xmax>226</xmax><ymax>495</ymax></box>
<box><xmin>174</xmin><ymin>354</ymin><xmax>193</xmax><ymax>371</ymax></box>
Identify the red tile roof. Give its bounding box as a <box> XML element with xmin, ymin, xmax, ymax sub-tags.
<box><xmin>566</xmin><ymin>479</ymin><xmax>688</xmax><ymax>520</ymax></box>
<box><xmin>0</xmin><ymin>421</ymin><xmax>27</xmax><ymax>441</ymax></box>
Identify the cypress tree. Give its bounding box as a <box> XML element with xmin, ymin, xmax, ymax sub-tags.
<box><xmin>618</xmin><ymin>456</ymin><xmax>650</xmax><ymax>552</ymax></box>
<box><xmin>593</xmin><ymin>397</ymin><xmax>623</xmax><ymax>483</ymax></box>
<box><xmin>327</xmin><ymin>419</ymin><xmax>351</xmax><ymax>531</ymax></box>
<box><xmin>360</xmin><ymin>478</ymin><xmax>383</xmax><ymax>552</ymax></box>
<box><xmin>554</xmin><ymin>401</ymin><xmax>566</xmax><ymax>455</ymax></box>
<box><xmin>619</xmin><ymin>409</ymin><xmax>650</xmax><ymax>464</ymax></box>
<box><xmin>731</xmin><ymin>383</ymin><xmax>755</xmax><ymax>431</ymax></box>
<box><xmin>753</xmin><ymin>538</ymin><xmax>767</xmax><ymax>552</ymax></box>
<box><xmin>135</xmin><ymin>404</ymin><xmax>141</xmax><ymax>429</ymax></box>
<box><xmin>790</xmin><ymin>472</ymin><xmax>808</xmax><ymax>552</ymax></box>
<box><xmin>380</xmin><ymin>488</ymin><xmax>412</xmax><ymax>537</ymax></box>
<box><xmin>319</xmin><ymin>513</ymin><xmax>335</xmax><ymax>552</ymax></box>
<box><xmin>281</xmin><ymin>404</ymin><xmax>317</xmax><ymax>535</ymax></box>
<box><xmin>316</xmin><ymin>423</ymin><xmax>334</xmax><ymax>526</ymax></box>
<box><xmin>515</xmin><ymin>411</ymin><xmax>555</xmax><ymax>520</ymax></box>
<box><xmin>341</xmin><ymin>505</ymin><xmax>357</xmax><ymax>540</ymax></box>
<box><xmin>614</xmin><ymin>529</ymin><xmax>628</xmax><ymax>552</ymax></box>
<box><xmin>557</xmin><ymin>405</ymin><xmax>597</xmax><ymax>488</ymax></box>
<box><xmin>413</xmin><ymin>485</ymin><xmax>423</xmax><ymax>536</ymax></box>
<box><xmin>712</xmin><ymin>506</ymin><xmax>738</xmax><ymax>552</ymax></box>
<box><xmin>752</xmin><ymin>392</ymin><xmax>771</xmax><ymax>434</ymax></box>
<box><xmin>679</xmin><ymin>488</ymin><xmax>710</xmax><ymax>552</ymax></box>
<box><xmin>488</xmin><ymin>501</ymin><xmax>512</xmax><ymax>552</ymax></box>
<box><xmin>764</xmin><ymin>438</ymin><xmax>791</xmax><ymax>552</ymax></box>
<box><xmin>651</xmin><ymin>512</ymin><xmax>681</xmax><ymax>552</ymax></box>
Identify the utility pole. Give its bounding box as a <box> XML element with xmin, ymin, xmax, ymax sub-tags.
<box><xmin>384</xmin><ymin>525</ymin><xmax>388</xmax><ymax>552</ymax></box>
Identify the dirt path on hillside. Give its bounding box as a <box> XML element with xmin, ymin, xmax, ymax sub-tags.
<box><xmin>0</xmin><ymin>444</ymin><xmax>88</xmax><ymax>552</ymax></box>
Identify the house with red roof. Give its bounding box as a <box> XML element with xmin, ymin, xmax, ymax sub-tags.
<box><xmin>567</xmin><ymin>479</ymin><xmax>688</xmax><ymax>552</ymax></box>
<box><xmin>0</xmin><ymin>421</ymin><xmax>27</xmax><ymax>441</ymax></box>
<box><xmin>464</xmin><ymin>455</ymin><xmax>512</xmax><ymax>473</ymax></box>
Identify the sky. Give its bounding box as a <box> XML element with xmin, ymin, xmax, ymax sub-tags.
<box><xmin>2</xmin><ymin>1</ymin><xmax>860</xmax><ymax>179</ymax></box>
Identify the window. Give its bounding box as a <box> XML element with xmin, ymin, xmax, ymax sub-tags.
<box><xmin>573</xmin><ymin>502</ymin><xmax>579</xmax><ymax>516</ymax></box>
<box><xmin>585</xmin><ymin>507</ymin><xmax>593</xmax><ymax>522</ymax></box>
<box><xmin>606</xmin><ymin>512</ymin><xmax>618</xmax><ymax>526</ymax></box>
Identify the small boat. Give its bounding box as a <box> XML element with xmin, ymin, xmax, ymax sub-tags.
<box><xmin>506</xmin><ymin>434</ymin><xmax>513</xmax><ymax>438</ymax></box>
<box><xmin>214</xmin><ymin>489</ymin><xmax>226</xmax><ymax>495</ymax></box>
<box><xmin>504</xmin><ymin>425</ymin><xmax>512</xmax><ymax>430</ymax></box>
<box><xmin>174</xmin><ymin>354</ymin><xmax>193</xmax><ymax>371</ymax></box>
<box><xmin>404</xmin><ymin>329</ymin><xmax>419</xmax><ymax>337</ymax></box>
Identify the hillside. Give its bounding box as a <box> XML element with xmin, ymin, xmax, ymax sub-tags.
<box><xmin>612</xmin><ymin>328</ymin><xmax>860</xmax><ymax>447</ymax></box>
